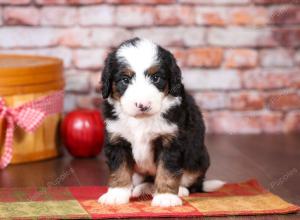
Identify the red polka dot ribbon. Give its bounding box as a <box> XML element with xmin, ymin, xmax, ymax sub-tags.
<box><xmin>0</xmin><ymin>91</ymin><xmax>64</xmax><ymax>169</ymax></box>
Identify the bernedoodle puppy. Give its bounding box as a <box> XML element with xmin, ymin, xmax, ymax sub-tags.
<box><xmin>98</xmin><ymin>38</ymin><xmax>224</xmax><ymax>207</ymax></box>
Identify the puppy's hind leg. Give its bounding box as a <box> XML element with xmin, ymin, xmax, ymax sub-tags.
<box><xmin>189</xmin><ymin>176</ymin><xmax>225</xmax><ymax>193</ymax></box>
<box><xmin>132</xmin><ymin>182</ymin><xmax>155</xmax><ymax>198</ymax></box>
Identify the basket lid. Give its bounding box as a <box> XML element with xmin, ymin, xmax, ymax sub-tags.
<box><xmin>0</xmin><ymin>54</ymin><xmax>63</xmax><ymax>83</ymax></box>
<box><xmin>0</xmin><ymin>54</ymin><xmax>64</xmax><ymax>96</ymax></box>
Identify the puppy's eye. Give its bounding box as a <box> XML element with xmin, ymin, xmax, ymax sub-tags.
<box><xmin>151</xmin><ymin>75</ymin><xmax>160</xmax><ymax>83</ymax></box>
<box><xmin>121</xmin><ymin>77</ymin><xmax>130</xmax><ymax>85</ymax></box>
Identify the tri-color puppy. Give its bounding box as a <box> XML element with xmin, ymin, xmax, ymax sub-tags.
<box><xmin>98</xmin><ymin>38</ymin><xmax>224</xmax><ymax>207</ymax></box>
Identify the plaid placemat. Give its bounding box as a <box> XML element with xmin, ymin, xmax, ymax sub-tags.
<box><xmin>0</xmin><ymin>179</ymin><xmax>299</xmax><ymax>219</ymax></box>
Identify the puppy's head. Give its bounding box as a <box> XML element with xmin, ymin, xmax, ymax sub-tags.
<box><xmin>101</xmin><ymin>38</ymin><xmax>182</xmax><ymax>117</ymax></box>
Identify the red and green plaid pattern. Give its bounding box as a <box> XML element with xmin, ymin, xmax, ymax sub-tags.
<box><xmin>0</xmin><ymin>180</ymin><xmax>298</xmax><ymax>219</ymax></box>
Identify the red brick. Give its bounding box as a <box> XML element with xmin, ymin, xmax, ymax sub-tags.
<box><xmin>270</xmin><ymin>6</ymin><xmax>300</xmax><ymax>25</ymax></box>
<box><xmin>194</xmin><ymin>91</ymin><xmax>265</xmax><ymax>111</ymax></box>
<box><xmin>272</xmin><ymin>28</ymin><xmax>300</xmax><ymax>47</ymax></box>
<box><xmin>35</xmin><ymin>0</ymin><xmax>66</xmax><ymax>4</ymax></box>
<box><xmin>116</xmin><ymin>6</ymin><xmax>155</xmax><ymax>27</ymax></box>
<box><xmin>0</xmin><ymin>9</ymin><xmax>2</xmax><ymax>25</ymax></box>
<box><xmin>65</xmin><ymin>71</ymin><xmax>90</xmax><ymax>93</ymax></box>
<box><xmin>253</xmin><ymin>0</ymin><xmax>300</xmax><ymax>4</ymax></box>
<box><xmin>261</xmin><ymin>112</ymin><xmax>284</xmax><ymax>133</ymax></box>
<box><xmin>208</xmin><ymin>27</ymin><xmax>276</xmax><ymax>47</ymax></box>
<box><xmin>106</xmin><ymin>0</ymin><xmax>175</xmax><ymax>4</ymax></box>
<box><xmin>63</xmin><ymin>93</ymin><xmax>76</xmax><ymax>113</ymax></box>
<box><xmin>155</xmin><ymin>5</ymin><xmax>195</xmax><ymax>26</ymax></box>
<box><xmin>0</xmin><ymin>0</ymin><xmax>30</xmax><ymax>4</ymax></box>
<box><xmin>225</xmin><ymin>49</ymin><xmax>258</xmax><ymax>68</ymax></box>
<box><xmin>90</xmin><ymin>72</ymin><xmax>101</xmax><ymax>92</ymax></box>
<box><xmin>284</xmin><ymin>111</ymin><xmax>300</xmax><ymax>133</ymax></box>
<box><xmin>67</xmin><ymin>0</ymin><xmax>104</xmax><ymax>3</ymax></box>
<box><xmin>134</xmin><ymin>27</ymin><xmax>205</xmax><ymax>47</ymax></box>
<box><xmin>76</xmin><ymin>95</ymin><xmax>94</xmax><ymax>109</ymax></box>
<box><xmin>195</xmin><ymin>7</ymin><xmax>226</xmax><ymax>26</ymax></box>
<box><xmin>3</xmin><ymin>7</ymin><xmax>40</xmax><ymax>26</ymax></box>
<box><xmin>183</xmin><ymin>69</ymin><xmax>241</xmax><ymax>90</ymax></box>
<box><xmin>296</xmin><ymin>50</ymin><xmax>300</xmax><ymax>66</ymax></box>
<box><xmin>195</xmin><ymin>6</ymin><xmax>268</xmax><ymax>26</ymax></box>
<box><xmin>36</xmin><ymin>0</ymin><xmax>104</xmax><ymax>4</ymax></box>
<box><xmin>0</xmin><ymin>27</ymin><xmax>61</xmax><ymax>48</ymax></box>
<box><xmin>267</xmin><ymin>92</ymin><xmax>300</xmax><ymax>110</ymax></box>
<box><xmin>77</xmin><ymin>95</ymin><xmax>103</xmax><ymax>109</ymax></box>
<box><xmin>205</xmin><ymin>111</ymin><xmax>283</xmax><ymax>134</ymax></box>
<box><xmin>179</xmin><ymin>0</ymin><xmax>250</xmax><ymax>4</ymax></box>
<box><xmin>260</xmin><ymin>49</ymin><xmax>294</xmax><ymax>67</ymax></box>
<box><xmin>182</xmin><ymin>27</ymin><xmax>206</xmax><ymax>46</ymax></box>
<box><xmin>242</xmin><ymin>69</ymin><xmax>300</xmax><ymax>89</ymax></box>
<box><xmin>90</xmin><ymin>28</ymin><xmax>132</xmax><ymax>47</ymax></box>
<box><xmin>193</xmin><ymin>92</ymin><xmax>228</xmax><ymax>110</ymax></box>
<box><xmin>229</xmin><ymin>92</ymin><xmax>265</xmax><ymax>110</ymax></box>
<box><xmin>41</xmin><ymin>7</ymin><xmax>77</xmax><ymax>26</ymax></box>
<box><xmin>73</xmin><ymin>48</ymin><xmax>107</xmax><ymax>70</ymax></box>
<box><xmin>79</xmin><ymin>6</ymin><xmax>114</xmax><ymax>26</ymax></box>
<box><xmin>205</xmin><ymin>111</ymin><xmax>262</xmax><ymax>134</ymax></box>
<box><xmin>0</xmin><ymin>0</ymin><xmax>298</xmax><ymax>135</ymax></box>
<box><xmin>292</xmin><ymin>74</ymin><xmax>300</xmax><ymax>89</ymax></box>
<box><xmin>58</xmin><ymin>28</ymin><xmax>90</xmax><ymax>47</ymax></box>
<box><xmin>229</xmin><ymin>7</ymin><xmax>268</xmax><ymax>26</ymax></box>
<box><xmin>186</xmin><ymin>48</ymin><xmax>223</xmax><ymax>68</ymax></box>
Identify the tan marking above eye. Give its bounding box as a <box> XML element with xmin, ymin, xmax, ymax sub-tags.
<box><xmin>122</xmin><ymin>68</ymin><xmax>134</xmax><ymax>77</ymax></box>
<box><xmin>147</xmin><ymin>65</ymin><xmax>159</xmax><ymax>75</ymax></box>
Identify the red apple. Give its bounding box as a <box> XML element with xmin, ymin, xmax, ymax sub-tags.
<box><xmin>61</xmin><ymin>109</ymin><xmax>104</xmax><ymax>157</ymax></box>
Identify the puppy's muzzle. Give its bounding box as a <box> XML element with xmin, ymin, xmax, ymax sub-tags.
<box><xmin>135</xmin><ymin>102</ymin><xmax>151</xmax><ymax>112</ymax></box>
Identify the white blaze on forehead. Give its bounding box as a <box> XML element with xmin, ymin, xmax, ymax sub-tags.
<box><xmin>116</xmin><ymin>39</ymin><xmax>158</xmax><ymax>73</ymax></box>
<box><xmin>114</xmin><ymin>39</ymin><xmax>170</xmax><ymax>119</ymax></box>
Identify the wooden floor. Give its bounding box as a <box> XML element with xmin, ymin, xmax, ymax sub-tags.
<box><xmin>1</xmin><ymin>134</ymin><xmax>299</xmax><ymax>219</ymax></box>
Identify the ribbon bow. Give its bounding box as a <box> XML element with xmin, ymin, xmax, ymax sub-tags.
<box><xmin>0</xmin><ymin>91</ymin><xmax>64</xmax><ymax>169</ymax></box>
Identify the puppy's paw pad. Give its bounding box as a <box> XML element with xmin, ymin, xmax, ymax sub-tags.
<box><xmin>98</xmin><ymin>187</ymin><xmax>131</xmax><ymax>205</ymax></box>
<box><xmin>178</xmin><ymin>186</ymin><xmax>189</xmax><ymax>197</ymax></box>
<box><xmin>132</xmin><ymin>183</ymin><xmax>154</xmax><ymax>198</ymax></box>
<box><xmin>151</xmin><ymin>193</ymin><xmax>182</xmax><ymax>207</ymax></box>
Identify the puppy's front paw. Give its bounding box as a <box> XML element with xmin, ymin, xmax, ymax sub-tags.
<box><xmin>151</xmin><ymin>193</ymin><xmax>182</xmax><ymax>207</ymax></box>
<box><xmin>98</xmin><ymin>187</ymin><xmax>131</xmax><ymax>205</ymax></box>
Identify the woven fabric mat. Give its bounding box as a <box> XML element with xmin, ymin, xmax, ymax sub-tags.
<box><xmin>0</xmin><ymin>179</ymin><xmax>299</xmax><ymax>219</ymax></box>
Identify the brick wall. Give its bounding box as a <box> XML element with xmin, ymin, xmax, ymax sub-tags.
<box><xmin>0</xmin><ymin>0</ymin><xmax>299</xmax><ymax>134</ymax></box>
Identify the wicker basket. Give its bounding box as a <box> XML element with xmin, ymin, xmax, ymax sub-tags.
<box><xmin>0</xmin><ymin>54</ymin><xmax>64</xmax><ymax>164</ymax></box>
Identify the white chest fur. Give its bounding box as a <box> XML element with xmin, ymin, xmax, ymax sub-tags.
<box><xmin>106</xmin><ymin>96</ymin><xmax>181</xmax><ymax>175</ymax></box>
<box><xmin>106</xmin><ymin>113</ymin><xmax>178</xmax><ymax>175</ymax></box>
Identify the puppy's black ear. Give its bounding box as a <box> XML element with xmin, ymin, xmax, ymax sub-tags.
<box><xmin>101</xmin><ymin>52</ymin><xmax>114</xmax><ymax>99</ymax></box>
<box><xmin>169</xmin><ymin>53</ymin><xmax>183</xmax><ymax>97</ymax></box>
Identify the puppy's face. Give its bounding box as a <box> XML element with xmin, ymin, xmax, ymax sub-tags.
<box><xmin>101</xmin><ymin>38</ymin><xmax>182</xmax><ymax>118</ymax></box>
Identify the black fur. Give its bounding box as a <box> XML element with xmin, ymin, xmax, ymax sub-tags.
<box><xmin>157</xmin><ymin>46</ymin><xmax>183</xmax><ymax>96</ymax></box>
<box><xmin>103</xmin><ymin>101</ymin><xmax>118</xmax><ymax>120</ymax></box>
<box><xmin>154</xmin><ymin>92</ymin><xmax>210</xmax><ymax>191</ymax></box>
<box><xmin>104</xmin><ymin>133</ymin><xmax>134</xmax><ymax>172</ymax></box>
<box><xmin>145</xmin><ymin>70</ymin><xmax>167</xmax><ymax>92</ymax></box>
<box><xmin>101</xmin><ymin>38</ymin><xmax>210</xmax><ymax>193</ymax></box>
<box><xmin>101</xmin><ymin>51</ymin><xmax>116</xmax><ymax>99</ymax></box>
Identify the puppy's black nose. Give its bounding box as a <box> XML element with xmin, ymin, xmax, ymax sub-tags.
<box><xmin>135</xmin><ymin>102</ymin><xmax>150</xmax><ymax>112</ymax></box>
